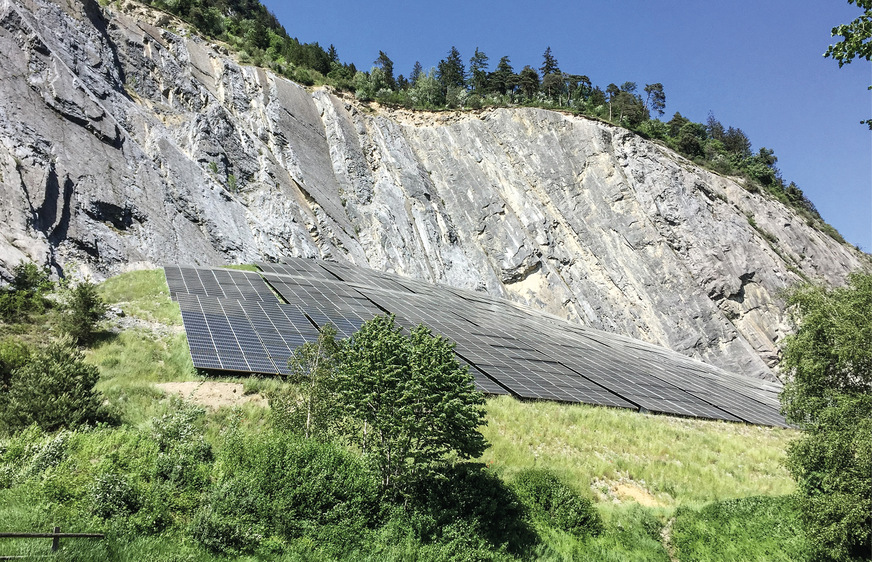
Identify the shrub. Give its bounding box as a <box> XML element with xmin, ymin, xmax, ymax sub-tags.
<box><xmin>58</xmin><ymin>280</ymin><xmax>107</xmax><ymax>345</ymax></box>
<box><xmin>0</xmin><ymin>340</ymin><xmax>113</xmax><ymax>432</ymax></box>
<box><xmin>406</xmin><ymin>462</ymin><xmax>538</xmax><ymax>556</ymax></box>
<box><xmin>672</xmin><ymin>496</ymin><xmax>810</xmax><ymax>561</ymax></box>
<box><xmin>191</xmin><ymin>430</ymin><xmax>379</xmax><ymax>555</ymax></box>
<box><xmin>91</xmin><ymin>473</ymin><xmax>141</xmax><ymax>519</ymax></box>
<box><xmin>0</xmin><ymin>262</ymin><xmax>53</xmax><ymax>322</ymax></box>
<box><xmin>150</xmin><ymin>406</ymin><xmax>213</xmax><ymax>488</ymax></box>
<box><xmin>10</xmin><ymin>261</ymin><xmax>52</xmax><ymax>294</ymax></box>
<box><xmin>512</xmin><ymin>468</ymin><xmax>603</xmax><ymax>538</ymax></box>
<box><xmin>0</xmin><ymin>338</ymin><xmax>31</xmax><ymax>392</ymax></box>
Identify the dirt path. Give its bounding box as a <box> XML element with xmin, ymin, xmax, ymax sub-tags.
<box><xmin>661</xmin><ymin>517</ymin><xmax>678</xmax><ymax>562</ymax></box>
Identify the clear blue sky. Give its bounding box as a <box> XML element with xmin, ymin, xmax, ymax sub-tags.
<box><xmin>261</xmin><ymin>0</ymin><xmax>872</xmax><ymax>252</ymax></box>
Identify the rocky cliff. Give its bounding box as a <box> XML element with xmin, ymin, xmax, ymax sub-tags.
<box><xmin>0</xmin><ymin>0</ymin><xmax>866</xmax><ymax>380</ymax></box>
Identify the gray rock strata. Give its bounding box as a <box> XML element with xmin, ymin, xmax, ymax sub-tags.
<box><xmin>0</xmin><ymin>0</ymin><xmax>867</xmax><ymax>380</ymax></box>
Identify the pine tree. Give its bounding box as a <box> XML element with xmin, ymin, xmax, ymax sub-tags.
<box><xmin>539</xmin><ymin>46</ymin><xmax>560</xmax><ymax>77</ymax></box>
<box><xmin>437</xmin><ymin>46</ymin><xmax>466</xmax><ymax>92</ymax></box>
<box><xmin>468</xmin><ymin>47</ymin><xmax>490</xmax><ymax>93</ymax></box>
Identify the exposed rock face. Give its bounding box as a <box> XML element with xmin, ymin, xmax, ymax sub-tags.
<box><xmin>0</xmin><ymin>0</ymin><xmax>866</xmax><ymax>379</ymax></box>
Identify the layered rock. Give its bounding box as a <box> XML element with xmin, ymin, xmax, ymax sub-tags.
<box><xmin>0</xmin><ymin>0</ymin><xmax>867</xmax><ymax>379</ymax></box>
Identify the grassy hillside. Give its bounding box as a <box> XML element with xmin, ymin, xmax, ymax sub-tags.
<box><xmin>0</xmin><ymin>268</ymin><xmax>806</xmax><ymax>560</ymax></box>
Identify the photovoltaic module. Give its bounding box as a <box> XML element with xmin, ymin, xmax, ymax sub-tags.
<box><xmin>164</xmin><ymin>258</ymin><xmax>786</xmax><ymax>427</ymax></box>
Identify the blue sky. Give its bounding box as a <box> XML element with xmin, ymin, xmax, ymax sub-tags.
<box><xmin>261</xmin><ymin>0</ymin><xmax>871</xmax><ymax>251</ymax></box>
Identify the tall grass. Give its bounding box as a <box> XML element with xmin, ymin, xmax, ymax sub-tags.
<box><xmin>481</xmin><ymin>395</ymin><xmax>795</xmax><ymax>506</ymax></box>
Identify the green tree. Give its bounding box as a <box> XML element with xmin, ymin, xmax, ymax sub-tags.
<box><xmin>706</xmin><ymin>112</ymin><xmax>726</xmax><ymax>141</ymax></box>
<box><xmin>272</xmin><ymin>324</ymin><xmax>342</xmax><ymax>439</ymax></box>
<box><xmin>746</xmin><ymin>147</ymin><xmax>780</xmax><ymax>186</ymax></box>
<box><xmin>667</xmin><ymin>111</ymin><xmax>690</xmax><ymax>137</ymax></box>
<box><xmin>518</xmin><ymin>65</ymin><xmax>540</xmax><ymax>100</ymax></box>
<box><xmin>373</xmin><ymin>50</ymin><xmax>397</xmax><ymax>91</ymax></box>
<box><xmin>468</xmin><ymin>47</ymin><xmax>489</xmax><ymax>94</ymax></box>
<box><xmin>723</xmin><ymin>126</ymin><xmax>752</xmax><ymax>159</ymax></box>
<box><xmin>539</xmin><ymin>46</ymin><xmax>560</xmax><ymax>77</ymax></box>
<box><xmin>59</xmin><ymin>280</ymin><xmax>107</xmax><ymax>345</ymax></box>
<box><xmin>824</xmin><ymin>0</ymin><xmax>872</xmax><ymax>127</ymax></box>
<box><xmin>10</xmin><ymin>261</ymin><xmax>52</xmax><ymax>294</ymax></box>
<box><xmin>1</xmin><ymin>340</ymin><xmax>112</xmax><ymax>431</ymax></box>
<box><xmin>409</xmin><ymin>61</ymin><xmax>423</xmax><ymax>86</ymax></box>
<box><xmin>541</xmin><ymin>73</ymin><xmax>563</xmax><ymax>101</ymax></box>
<box><xmin>488</xmin><ymin>56</ymin><xmax>517</xmax><ymax>97</ymax></box>
<box><xmin>643</xmin><ymin>83</ymin><xmax>666</xmax><ymax>116</ymax></box>
<box><xmin>780</xmin><ymin>272</ymin><xmax>872</xmax><ymax>561</ymax></box>
<box><xmin>437</xmin><ymin>46</ymin><xmax>466</xmax><ymax>94</ymax></box>
<box><xmin>564</xmin><ymin>74</ymin><xmax>590</xmax><ymax>105</ymax></box>
<box><xmin>606</xmin><ymin>83</ymin><xmax>621</xmax><ymax>120</ymax></box>
<box><xmin>333</xmin><ymin>315</ymin><xmax>488</xmax><ymax>496</ymax></box>
<box><xmin>677</xmin><ymin>121</ymin><xmax>708</xmax><ymax>158</ymax></box>
<box><xmin>0</xmin><ymin>261</ymin><xmax>53</xmax><ymax>322</ymax></box>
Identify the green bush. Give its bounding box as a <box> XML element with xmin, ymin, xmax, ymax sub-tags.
<box><xmin>58</xmin><ymin>281</ymin><xmax>107</xmax><ymax>345</ymax></box>
<box><xmin>512</xmin><ymin>468</ymin><xmax>603</xmax><ymax>538</ymax></box>
<box><xmin>405</xmin><ymin>462</ymin><xmax>538</xmax><ymax>556</ymax></box>
<box><xmin>91</xmin><ymin>473</ymin><xmax>141</xmax><ymax>519</ymax></box>
<box><xmin>0</xmin><ymin>262</ymin><xmax>53</xmax><ymax>322</ymax></box>
<box><xmin>0</xmin><ymin>338</ymin><xmax>31</xmax><ymax>392</ymax></box>
<box><xmin>191</xmin><ymin>430</ymin><xmax>379</xmax><ymax>555</ymax></box>
<box><xmin>672</xmin><ymin>496</ymin><xmax>810</xmax><ymax>561</ymax></box>
<box><xmin>10</xmin><ymin>262</ymin><xmax>52</xmax><ymax>293</ymax></box>
<box><xmin>0</xmin><ymin>291</ymin><xmax>38</xmax><ymax>323</ymax></box>
<box><xmin>0</xmin><ymin>341</ymin><xmax>113</xmax><ymax>432</ymax></box>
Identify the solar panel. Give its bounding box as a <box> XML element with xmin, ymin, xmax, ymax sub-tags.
<box><xmin>166</xmin><ymin>259</ymin><xmax>788</xmax><ymax>427</ymax></box>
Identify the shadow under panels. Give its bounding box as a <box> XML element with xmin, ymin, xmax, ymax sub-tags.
<box><xmin>164</xmin><ymin>260</ymin><xmax>787</xmax><ymax>427</ymax></box>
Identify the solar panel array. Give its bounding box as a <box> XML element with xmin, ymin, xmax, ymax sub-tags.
<box><xmin>165</xmin><ymin>259</ymin><xmax>787</xmax><ymax>427</ymax></box>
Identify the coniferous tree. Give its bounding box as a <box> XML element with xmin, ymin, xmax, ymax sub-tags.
<box><xmin>409</xmin><ymin>61</ymin><xmax>423</xmax><ymax>86</ymax></box>
<box><xmin>539</xmin><ymin>46</ymin><xmax>560</xmax><ymax>77</ymax></box>
<box><xmin>667</xmin><ymin>111</ymin><xmax>690</xmax><ymax>137</ymax></box>
<box><xmin>706</xmin><ymin>112</ymin><xmax>725</xmax><ymax>141</ymax></box>
<box><xmin>468</xmin><ymin>47</ymin><xmax>490</xmax><ymax>94</ymax></box>
<box><xmin>518</xmin><ymin>66</ymin><xmax>540</xmax><ymax>100</ymax></box>
<box><xmin>488</xmin><ymin>56</ymin><xmax>516</xmax><ymax>97</ymax></box>
<box><xmin>374</xmin><ymin>50</ymin><xmax>396</xmax><ymax>91</ymax></box>
<box><xmin>587</xmin><ymin>85</ymin><xmax>607</xmax><ymax>108</ymax></box>
<box><xmin>643</xmin><ymin>83</ymin><xmax>666</xmax><ymax>116</ymax></box>
<box><xmin>606</xmin><ymin>83</ymin><xmax>620</xmax><ymax>120</ymax></box>
<box><xmin>723</xmin><ymin>126</ymin><xmax>752</xmax><ymax>159</ymax></box>
<box><xmin>437</xmin><ymin>46</ymin><xmax>466</xmax><ymax>93</ymax></box>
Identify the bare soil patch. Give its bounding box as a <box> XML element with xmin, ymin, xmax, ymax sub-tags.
<box><xmin>155</xmin><ymin>381</ymin><xmax>266</xmax><ymax>409</ymax></box>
